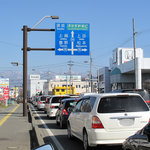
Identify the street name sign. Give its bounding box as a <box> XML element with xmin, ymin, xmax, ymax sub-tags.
<box><xmin>55</xmin><ymin>23</ymin><xmax>90</xmax><ymax>56</ymax></box>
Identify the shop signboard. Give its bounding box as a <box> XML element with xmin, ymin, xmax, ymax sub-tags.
<box><xmin>0</xmin><ymin>78</ymin><xmax>9</xmax><ymax>100</ymax></box>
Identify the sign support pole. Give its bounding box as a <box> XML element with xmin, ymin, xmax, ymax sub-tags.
<box><xmin>23</xmin><ymin>25</ymin><xmax>28</xmax><ymax>116</ymax></box>
<box><xmin>22</xmin><ymin>26</ymin><xmax>55</xmax><ymax>116</ymax></box>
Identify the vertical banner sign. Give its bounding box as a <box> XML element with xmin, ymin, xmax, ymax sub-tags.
<box><xmin>55</xmin><ymin>23</ymin><xmax>90</xmax><ymax>56</ymax></box>
<box><xmin>0</xmin><ymin>78</ymin><xmax>9</xmax><ymax>100</ymax></box>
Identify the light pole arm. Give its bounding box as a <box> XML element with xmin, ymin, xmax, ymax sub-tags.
<box><xmin>32</xmin><ymin>16</ymin><xmax>59</xmax><ymax>29</ymax></box>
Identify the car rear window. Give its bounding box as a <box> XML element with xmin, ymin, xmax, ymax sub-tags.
<box><xmin>98</xmin><ymin>96</ymin><xmax>149</xmax><ymax>113</ymax></box>
<box><xmin>124</xmin><ymin>90</ymin><xmax>150</xmax><ymax>101</ymax></box>
<box><xmin>40</xmin><ymin>96</ymin><xmax>47</xmax><ymax>101</ymax></box>
<box><xmin>51</xmin><ymin>97</ymin><xmax>70</xmax><ymax>103</ymax></box>
<box><xmin>65</xmin><ymin>100</ymin><xmax>78</xmax><ymax>109</ymax></box>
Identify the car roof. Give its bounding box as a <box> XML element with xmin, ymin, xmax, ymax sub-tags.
<box><xmin>61</xmin><ymin>97</ymin><xmax>80</xmax><ymax>102</ymax></box>
<box><xmin>81</xmin><ymin>92</ymin><xmax>141</xmax><ymax>98</ymax></box>
<box><xmin>79</xmin><ymin>93</ymin><xmax>98</xmax><ymax>98</ymax></box>
<box><xmin>50</xmin><ymin>95</ymin><xmax>71</xmax><ymax>98</ymax></box>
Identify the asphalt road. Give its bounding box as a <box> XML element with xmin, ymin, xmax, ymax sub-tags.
<box><xmin>32</xmin><ymin>104</ymin><xmax>123</xmax><ymax>150</ymax></box>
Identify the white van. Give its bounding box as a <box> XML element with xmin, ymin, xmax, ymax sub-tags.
<box><xmin>67</xmin><ymin>93</ymin><xmax>150</xmax><ymax>150</ymax></box>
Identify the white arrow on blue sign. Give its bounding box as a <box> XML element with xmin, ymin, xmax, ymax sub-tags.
<box><xmin>55</xmin><ymin>23</ymin><xmax>90</xmax><ymax>56</ymax></box>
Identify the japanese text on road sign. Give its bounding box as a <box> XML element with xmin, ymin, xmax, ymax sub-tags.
<box><xmin>55</xmin><ymin>23</ymin><xmax>90</xmax><ymax>56</ymax></box>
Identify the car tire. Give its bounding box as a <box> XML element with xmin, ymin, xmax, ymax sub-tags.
<box><xmin>67</xmin><ymin>123</ymin><xmax>73</xmax><ymax>140</ymax></box>
<box><xmin>83</xmin><ymin>130</ymin><xmax>92</xmax><ymax>150</ymax></box>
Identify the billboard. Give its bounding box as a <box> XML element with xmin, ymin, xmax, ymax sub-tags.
<box><xmin>0</xmin><ymin>78</ymin><xmax>9</xmax><ymax>100</ymax></box>
<box><xmin>55</xmin><ymin>75</ymin><xmax>81</xmax><ymax>82</ymax></box>
<box><xmin>121</xmin><ymin>49</ymin><xmax>134</xmax><ymax>64</ymax></box>
<box><xmin>30</xmin><ymin>75</ymin><xmax>40</xmax><ymax>80</ymax></box>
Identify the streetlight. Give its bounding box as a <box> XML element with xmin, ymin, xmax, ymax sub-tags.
<box><xmin>11</xmin><ymin>62</ymin><xmax>23</xmax><ymax>103</ymax></box>
<box><xmin>11</xmin><ymin>62</ymin><xmax>23</xmax><ymax>66</ymax></box>
<box><xmin>32</xmin><ymin>16</ymin><xmax>59</xmax><ymax>29</ymax></box>
<box><xmin>22</xmin><ymin>15</ymin><xmax>59</xmax><ymax>116</ymax></box>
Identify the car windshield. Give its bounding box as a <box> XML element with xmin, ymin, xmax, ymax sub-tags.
<box><xmin>98</xmin><ymin>96</ymin><xmax>149</xmax><ymax>113</ymax></box>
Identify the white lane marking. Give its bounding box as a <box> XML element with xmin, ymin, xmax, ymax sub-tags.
<box><xmin>32</xmin><ymin>106</ymin><xmax>64</xmax><ymax>150</ymax></box>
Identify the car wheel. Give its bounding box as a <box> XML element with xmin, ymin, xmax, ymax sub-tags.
<box><xmin>67</xmin><ymin>123</ymin><xmax>73</xmax><ymax>140</ymax></box>
<box><xmin>83</xmin><ymin>131</ymin><xmax>92</xmax><ymax>150</ymax></box>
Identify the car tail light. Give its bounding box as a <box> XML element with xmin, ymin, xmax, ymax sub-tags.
<box><xmin>50</xmin><ymin>106</ymin><xmax>55</xmax><ymax>108</ymax></box>
<box><xmin>39</xmin><ymin>101</ymin><xmax>43</xmax><ymax>104</ymax></box>
<box><xmin>92</xmin><ymin>116</ymin><xmax>104</xmax><ymax>129</ymax></box>
<box><xmin>62</xmin><ymin>109</ymin><xmax>68</xmax><ymax>115</ymax></box>
<box><xmin>145</xmin><ymin>100</ymin><xmax>150</xmax><ymax>104</ymax></box>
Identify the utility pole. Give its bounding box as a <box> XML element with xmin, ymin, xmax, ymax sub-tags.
<box><xmin>68</xmin><ymin>60</ymin><xmax>74</xmax><ymax>94</ymax></box>
<box><xmin>90</xmin><ymin>52</ymin><xmax>92</xmax><ymax>92</ymax></box>
<box><xmin>133</xmin><ymin>18</ymin><xmax>137</xmax><ymax>89</ymax></box>
<box><xmin>97</xmin><ymin>69</ymin><xmax>100</xmax><ymax>93</ymax></box>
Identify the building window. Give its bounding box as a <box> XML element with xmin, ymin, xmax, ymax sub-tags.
<box><xmin>99</xmin><ymin>75</ymin><xmax>104</xmax><ymax>81</ymax></box>
<box><xmin>61</xmin><ymin>89</ymin><xmax>65</xmax><ymax>92</ymax></box>
<box><xmin>56</xmin><ymin>89</ymin><xmax>59</xmax><ymax>92</ymax></box>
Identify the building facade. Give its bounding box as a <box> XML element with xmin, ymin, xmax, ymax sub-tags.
<box><xmin>110</xmin><ymin>48</ymin><xmax>150</xmax><ymax>91</ymax></box>
<box><xmin>28</xmin><ymin>75</ymin><xmax>47</xmax><ymax>98</ymax></box>
<box><xmin>98</xmin><ymin>67</ymin><xmax>111</xmax><ymax>93</ymax></box>
<box><xmin>42</xmin><ymin>75</ymin><xmax>101</xmax><ymax>95</ymax></box>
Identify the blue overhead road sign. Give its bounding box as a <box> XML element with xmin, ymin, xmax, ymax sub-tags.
<box><xmin>55</xmin><ymin>23</ymin><xmax>90</xmax><ymax>56</ymax></box>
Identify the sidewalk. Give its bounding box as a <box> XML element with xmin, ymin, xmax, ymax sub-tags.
<box><xmin>0</xmin><ymin>103</ymin><xmax>31</xmax><ymax>150</ymax></box>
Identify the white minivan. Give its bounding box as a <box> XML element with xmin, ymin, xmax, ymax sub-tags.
<box><xmin>46</xmin><ymin>95</ymin><xmax>71</xmax><ymax>118</ymax></box>
<box><xmin>67</xmin><ymin>93</ymin><xmax>150</xmax><ymax>150</ymax></box>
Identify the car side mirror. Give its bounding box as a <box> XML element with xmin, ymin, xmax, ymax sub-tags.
<box><xmin>34</xmin><ymin>144</ymin><xmax>54</xmax><ymax>150</ymax></box>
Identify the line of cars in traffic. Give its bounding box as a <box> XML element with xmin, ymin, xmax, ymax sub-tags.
<box><xmin>29</xmin><ymin>90</ymin><xmax>150</xmax><ymax>150</ymax></box>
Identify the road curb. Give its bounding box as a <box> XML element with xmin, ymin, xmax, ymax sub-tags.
<box><xmin>28</xmin><ymin>105</ymin><xmax>45</xmax><ymax>147</ymax></box>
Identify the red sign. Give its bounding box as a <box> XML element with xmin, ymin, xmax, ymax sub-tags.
<box><xmin>0</xmin><ymin>78</ymin><xmax>9</xmax><ymax>100</ymax></box>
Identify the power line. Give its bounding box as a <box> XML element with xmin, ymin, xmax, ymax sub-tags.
<box><xmin>0</xmin><ymin>40</ymin><xmax>21</xmax><ymax>47</ymax></box>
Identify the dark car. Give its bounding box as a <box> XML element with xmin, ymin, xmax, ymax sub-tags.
<box><xmin>56</xmin><ymin>97</ymin><xmax>79</xmax><ymax>128</ymax></box>
<box><xmin>123</xmin><ymin>122</ymin><xmax>150</xmax><ymax>150</ymax></box>
<box><xmin>112</xmin><ymin>89</ymin><xmax>150</xmax><ymax>106</ymax></box>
